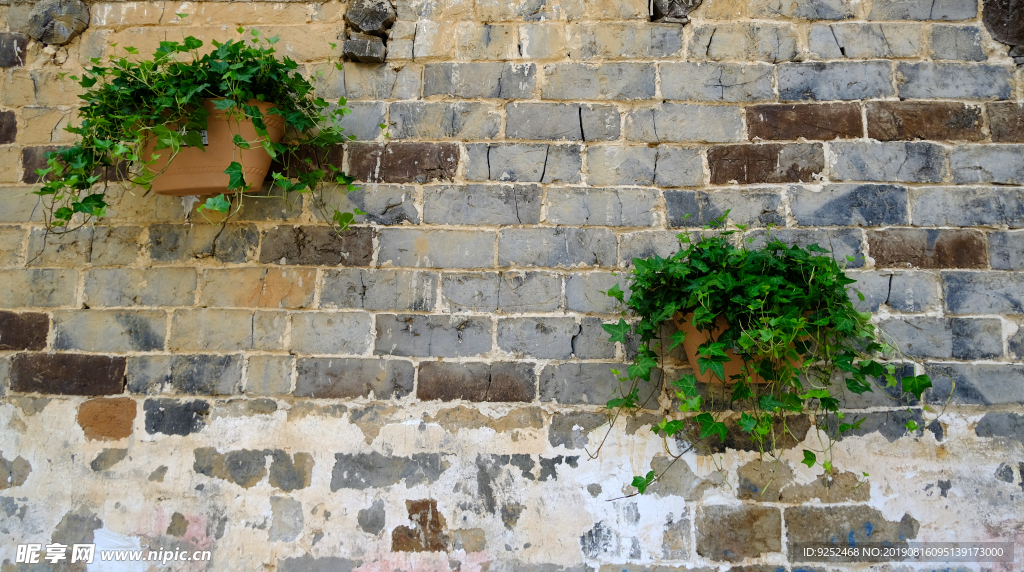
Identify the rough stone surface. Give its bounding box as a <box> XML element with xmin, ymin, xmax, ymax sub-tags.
<box><xmin>345</xmin><ymin>0</ymin><xmax>396</xmax><ymax>36</ymax></box>
<box><xmin>870</xmin><ymin>0</ymin><xmax>978</xmax><ymax>20</ymax></box>
<box><xmin>260</xmin><ymin>226</ymin><xmax>373</xmax><ymax>266</ymax></box>
<box><xmin>747</xmin><ymin>103</ymin><xmax>861</xmax><ymax>140</ymax></box>
<box><xmin>662</xmin><ymin>63</ymin><xmax>774</xmax><ymax>102</ymax></box>
<box><xmin>322</xmin><ymin>269</ymin><xmax>437</xmax><ymax>311</ymax></box>
<box><xmin>295</xmin><ymin>358</ymin><xmax>413</xmax><ymax>399</ymax></box>
<box><xmin>909</xmin><ymin>186</ymin><xmax>1024</xmax><ymax>228</ymax></box>
<box><xmin>343</xmin><ymin>33</ymin><xmax>387</xmax><ymax>64</ymax></box>
<box><xmin>896</xmin><ymin>63</ymin><xmax>1013</xmax><ymax>100</ymax></box>
<box><xmin>11</xmin><ymin>353</ymin><xmax>125</xmax><ymax>395</ymax></box>
<box><xmin>348</xmin><ymin>142</ymin><xmax>459</xmax><ymax>184</ymax></box>
<box><xmin>950</xmin><ymin>144</ymin><xmax>1024</xmax><ymax>185</ymax></box>
<box><xmin>77</xmin><ymin>397</ymin><xmax>136</xmax><ymax>441</ymax></box>
<box><xmin>376</xmin><ymin>314</ymin><xmax>492</xmax><ymax>357</ymax></box>
<box><xmin>498</xmin><ymin>228</ymin><xmax>617</xmax><ymax>268</ymax></box>
<box><xmin>790</xmin><ymin>184</ymin><xmax>908</xmax><ymax>226</ymax></box>
<box><xmin>0</xmin><ymin>311</ymin><xmax>48</xmax><ymax>350</ymax></box>
<box><xmin>778</xmin><ymin>62</ymin><xmax>894</xmax><ymax>101</ymax></box>
<box><xmin>810</xmin><ymin>22</ymin><xmax>923</xmax><ymax>58</ymax></box>
<box><xmin>624</xmin><ymin>104</ymin><xmax>744</xmax><ymax>143</ymax></box>
<box><xmin>26</xmin><ymin>0</ymin><xmax>89</xmax><ymax>45</ymax></box>
<box><xmin>831</xmin><ymin>141</ymin><xmax>946</xmax><ymax>183</ymax></box>
<box><xmin>695</xmin><ymin>505</ymin><xmax>781</xmax><ymax>562</ymax></box>
<box><xmin>708</xmin><ymin>143</ymin><xmax>823</xmax><ymax>184</ymax></box>
<box><xmin>424</xmin><ymin>184</ymin><xmax>542</xmax><ymax>225</ymax></box>
<box><xmin>990</xmin><ymin>231</ymin><xmax>1024</xmax><ymax>269</ymax></box>
<box><xmin>418</xmin><ymin>361</ymin><xmax>536</xmax><ymax>402</ymax></box>
<box><xmin>0</xmin><ymin>33</ymin><xmax>28</xmax><ymax>68</ymax></box>
<box><xmin>867</xmin><ymin>101</ymin><xmax>984</xmax><ymax>141</ymax></box>
<box><xmin>867</xmin><ymin>228</ymin><xmax>989</xmax><ymax>268</ymax></box>
<box><xmin>989</xmin><ymin>102</ymin><xmax>1024</xmax><ymax>142</ymax></box>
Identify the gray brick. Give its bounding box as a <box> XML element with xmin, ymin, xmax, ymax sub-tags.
<box><xmin>26</xmin><ymin>227</ymin><xmax>92</xmax><ymax>267</ymax></box>
<box><xmin>423</xmin><ymin>63</ymin><xmax>536</xmax><ymax>99</ymax></box>
<box><xmin>831</xmin><ymin>141</ymin><xmax>946</xmax><ymax>183</ymax></box>
<box><xmin>246</xmin><ymin>355</ymin><xmax>294</xmax><ymax>396</ymax></box>
<box><xmin>911</xmin><ymin>187</ymin><xmax>1024</xmax><ymax>228</ymax></box>
<box><xmin>126</xmin><ymin>356</ymin><xmax>172</xmax><ymax>394</ymax></box>
<box><xmin>654</xmin><ymin>147</ymin><xmax>704</xmax><ymax>188</ymax></box>
<box><xmin>498</xmin><ymin>228</ymin><xmax>617</xmax><ymax>268</ymax></box>
<box><xmin>587</xmin><ymin>146</ymin><xmax>657</xmax><ymax>186</ymax></box>
<box><xmin>337</xmin><ymin>102</ymin><xmax>385</xmax><ymax>141</ymax></box>
<box><xmin>690</xmin><ymin>23</ymin><xmax>798</xmax><ymax>62</ymax></box>
<box><xmin>83</xmin><ymin>268</ymin><xmax>196</xmax><ymax>307</ymax></box>
<box><xmin>931</xmin><ymin>25</ymin><xmax>986</xmax><ymax>61</ymax></box>
<box><xmin>809</xmin><ymin>23</ymin><xmax>923</xmax><ymax>59</ymax></box>
<box><xmin>148</xmin><ymin>224</ymin><xmax>259</xmax><ymax>264</ymax></box>
<box><xmin>0</xmin><ymin>269</ymin><xmax>77</xmax><ymax>308</ymax></box>
<box><xmin>465</xmin><ymin>144</ymin><xmax>491</xmax><ymax>181</ymax></box>
<box><xmin>485</xmin><ymin>144</ymin><xmax>582</xmax><ymax>183</ymax></box>
<box><xmin>990</xmin><ymin>232</ymin><xmax>1024</xmax><ymax>270</ymax></box>
<box><xmin>1011</xmin><ymin>328</ymin><xmax>1024</xmax><ymax>360</ymax></box>
<box><xmin>667</xmin><ymin>190</ymin><xmax>784</xmax><ymax>228</ymax></box>
<box><xmin>879</xmin><ymin>317</ymin><xmax>1001</xmax><ymax>359</ymax></box>
<box><xmin>90</xmin><ymin>226</ymin><xmax>142</xmax><ymax>267</ymax></box>
<box><xmin>321</xmin><ymin>269</ymin><xmax>438</xmax><ymax>311</ymax></box>
<box><xmin>423</xmin><ymin>184</ymin><xmax>542</xmax><ymax>225</ymax></box>
<box><xmin>779</xmin><ymin>62</ymin><xmax>894</xmax><ymax>101</ymax></box>
<box><xmin>581</xmin><ymin>106</ymin><xmax>621</xmax><ymax>142</ymax></box>
<box><xmin>950</xmin><ymin>145</ymin><xmax>1024</xmax><ymax>185</ymax></box>
<box><xmin>442</xmin><ymin>272</ymin><xmax>499</xmax><ymax>312</ymax></box>
<box><xmin>53</xmin><ymin>310</ymin><xmax>166</xmax><ymax>352</ymax></box>
<box><xmin>169</xmin><ymin>354</ymin><xmax>243</xmax><ymax>396</ymax></box>
<box><xmin>868</xmin><ymin>0</ymin><xmax>978</xmax><ymax>21</ymax></box>
<box><xmin>624</xmin><ymin>104</ymin><xmax>744</xmax><ymax>143</ymax></box>
<box><xmin>952</xmin><ymin>318</ymin><xmax>1004</xmax><ymax>359</ymax></box>
<box><xmin>619</xmin><ymin>231</ymin><xmax>687</xmax><ymax>266</ymax></box>
<box><xmin>566</xmin><ymin>22</ymin><xmax>683</xmax><ymax>59</ymax></box>
<box><xmin>497</xmin><ymin>271</ymin><xmax>562</xmax><ymax>312</ymax></box>
<box><xmin>924</xmin><ymin>363</ymin><xmax>1024</xmax><ymax>406</ymax></box>
<box><xmin>545</xmin><ymin>187</ymin><xmax>658</xmax><ymax>227</ymax></box>
<box><xmin>505</xmin><ymin>103</ymin><xmax>620</xmax><ymax>142</ymax></box>
<box><xmin>340</xmin><ymin>63</ymin><xmax>421</xmax><ymax>100</ymax></box>
<box><xmin>0</xmin><ymin>226</ymin><xmax>25</xmax><ymax>267</ymax></box>
<box><xmin>896</xmin><ymin>63</ymin><xmax>1012</xmax><ymax>99</ymax></box>
<box><xmin>295</xmin><ymin>358</ymin><xmax>413</xmax><ymax>399</ymax></box>
<box><xmin>498</xmin><ymin>317</ymin><xmax>580</xmax><ymax>359</ymax></box>
<box><xmin>319</xmin><ymin>184</ymin><xmax>419</xmax><ymax>226</ymax></box>
<box><xmin>417</xmin><ymin>361</ymin><xmax>536</xmax><ymax>402</ymax></box>
<box><xmin>572</xmin><ymin>317</ymin><xmax>618</xmax><ymax>359</ymax></box>
<box><xmin>943</xmin><ymin>271</ymin><xmax>1024</xmax><ymax>314</ymax></box>
<box><xmin>519</xmin><ymin>23</ymin><xmax>568</xmax><ymax>59</ymax></box>
<box><xmin>661</xmin><ymin>62</ymin><xmax>774</xmax><ymax>103</ymax></box>
<box><xmin>378</xmin><ymin>229</ymin><xmax>495</xmax><ymax>268</ymax></box>
<box><xmin>790</xmin><ymin>184</ymin><xmax>908</xmax><ymax>226</ymax></box>
<box><xmin>389</xmin><ymin>102</ymin><xmax>500</xmax><ymax>140</ymax></box>
<box><xmin>746</xmin><ymin>227</ymin><xmax>866</xmax><ymax>268</ymax></box>
<box><xmin>565</xmin><ymin>272</ymin><xmax>629</xmax><ymax>314</ymax></box>
<box><xmin>291</xmin><ymin>312</ymin><xmax>373</xmax><ymax>355</ymax></box>
<box><xmin>540</xmin><ymin>362</ymin><xmax>661</xmax><ymax>406</ymax></box>
<box><xmin>169</xmin><ymin>310</ymin><xmax>286</xmax><ymax>352</ymax></box>
<box><xmin>375</xmin><ymin>314</ymin><xmax>492</xmax><ymax>357</ymax></box>
<box><xmin>887</xmin><ymin>271</ymin><xmax>942</xmax><ymax>312</ymax></box>
<box><xmin>749</xmin><ymin>0</ymin><xmax>857</xmax><ymax>20</ymax></box>
<box><xmin>542</xmin><ymin>63</ymin><xmax>656</xmax><ymax>101</ymax></box>
<box><xmin>846</xmin><ymin>271</ymin><xmax>892</xmax><ymax>312</ymax></box>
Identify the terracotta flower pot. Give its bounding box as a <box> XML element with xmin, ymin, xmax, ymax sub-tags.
<box><xmin>144</xmin><ymin>99</ymin><xmax>286</xmax><ymax>196</ymax></box>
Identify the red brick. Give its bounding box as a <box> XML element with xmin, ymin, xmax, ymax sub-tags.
<box><xmin>867</xmin><ymin>229</ymin><xmax>988</xmax><ymax>269</ymax></box>
<box><xmin>746</xmin><ymin>103</ymin><xmax>862</xmax><ymax>140</ymax></box>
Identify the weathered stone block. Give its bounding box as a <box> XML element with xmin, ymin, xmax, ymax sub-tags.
<box><xmin>26</xmin><ymin>227</ymin><xmax>93</xmax><ymax>267</ymax></box>
<box><xmin>866</xmin><ymin>101</ymin><xmax>983</xmax><ymax>141</ymax></box>
<box><xmin>880</xmin><ymin>317</ymin><xmax>1001</xmax><ymax>358</ymax></box>
<box><xmin>624</xmin><ymin>104</ymin><xmax>744</xmax><ymax>143</ymax></box>
<box><xmin>696</xmin><ymin>505</ymin><xmax>781</xmax><ymax>561</ymax></box>
<box><xmin>260</xmin><ymin>226</ymin><xmax>373</xmax><ymax>266</ymax></box>
<box><xmin>168</xmin><ymin>354</ymin><xmax>243</xmax><ymax>396</ymax></box>
<box><xmin>453</xmin><ymin>22</ymin><xmax>519</xmax><ymax>60</ymax></box>
<box><xmin>498</xmin><ymin>228</ymin><xmax>617</xmax><ymax>268</ymax></box>
<box><xmin>749</xmin><ymin>0</ymin><xmax>857</xmax><ymax>19</ymax></box>
<box><xmin>338</xmin><ymin>63</ymin><xmax>422</xmax><ymax>100</ymax></box>
<box><xmin>869</xmin><ymin>0</ymin><xmax>978</xmax><ymax>20</ymax></box>
<box><xmin>867</xmin><ymin>229</ymin><xmax>988</xmax><ymax>269</ymax></box>
<box><xmin>295</xmin><ymin>358</ymin><xmax>413</xmax><ymax>399</ymax></box>
<box><xmin>375</xmin><ymin>314</ymin><xmax>492</xmax><ymax>357</ymax></box>
<box><xmin>497</xmin><ymin>271</ymin><xmax>562</xmax><ymax>312</ymax></box>
<box><xmin>423</xmin><ymin>63</ymin><xmax>536</xmax><ymax>99</ymax></box>
<box><xmin>77</xmin><ymin>397</ymin><xmax>136</xmax><ymax>441</ymax></box>
<box><xmin>54</xmin><ymin>310</ymin><xmax>166</xmax><ymax>352</ymax></box>
<box><xmin>418</xmin><ymin>362</ymin><xmax>535</xmax><ymax>402</ymax></box>
<box><xmin>143</xmin><ymin>398</ymin><xmax>208</xmax><ymax>436</ymax></box>
<box><xmin>909</xmin><ymin>186</ymin><xmax>1024</xmax><ymax>228</ymax></box>
<box><xmin>442</xmin><ymin>273</ymin><xmax>499</xmax><ymax>312</ymax></box>
<box><xmin>809</xmin><ymin>23</ymin><xmax>923</xmax><ymax>58</ymax></box>
<box><xmin>542</xmin><ymin>63</ymin><xmax>656</xmax><ymax>101</ymax></box>
<box><xmin>587</xmin><ymin>146</ymin><xmax>657</xmax><ymax>186</ymax></box>
<box><xmin>926</xmin><ymin>363</ymin><xmax>1024</xmax><ymax>405</ymax></box>
<box><xmin>988</xmin><ymin>102</ymin><xmax>1024</xmax><ymax>142</ymax></box>
<box><xmin>790</xmin><ymin>184</ymin><xmax>908</xmax><ymax>226</ymax></box>
<box><xmin>566</xmin><ymin>22</ymin><xmax>683</xmax><ymax>59</ymax></box>
<box><xmin>747</xmin><ymin>103</ymin><xmax>861</xmax><ymax>141</ymax></box>
<box><xmin>169</xmin><ymin>310</ymin><xmax>286</xmax><ymax>352</ymax></box>
<box><xmin>667</xmin><ymin>190</ymin><xmax>784</xmax><ymax>228</ymax></box>
<box><xmin>484</xmin><ymin>144</ymin><xmax>582</xmax><ymax>183</ymax></box>
<box><xmin>654</xmin><ymin>147</ymin><xmax>704</xmax><ymax>188</ymax></box>
<box><xmin>549</xmin><ymin>411</ymin><xmax>609</xmax><ymax>448</ymax></box>
<box><xmin>378</xmin><ymin>229</ymin><xmax>496</xmax><ymax>268</ymax></box>
<box><xmin>198</xmin><ymin>268</ymin><xmax>316</xmax><ymax>309</ymax></box>
<box><xmin>498</xmin><ymin>317</ymin><xmax>579</xmax><ymax>359</ymax></box>
<box><xmin>690</xmin><ymin>23</ymin><xmax>798</xmax><ymax>62</ymax></box>
<box><xmin>779</xmin><ymin>62</ymin><xmax>894</xmax><ymax>100</ymax></box>
<box><xmin>931</xmin><ymin>24</ymin><xmax>986</xmax><ymax>60</ymax></box>
<box><xmin>89</xmin><ymin>226</ymin><xmax>142</xmax><ymax>267</ymax></box>
<box><xmin>571</xmin><ymin>317</ymin><xmax>618</xmax><ymax>359</ymax></box>
<box><xmin>316</xmin><ymin>184</ymin><xmax>419</xmax><ymax>226</ymax></box>
<box><xmin>709</xmin><ymin>143</ymin><xmax>824</xmax><ymax>184</ymax></box>
<box><xmin>950</xmin><ymin>144</ymin><xmax>1024</xmax><ymax>184</ymax></box>
<box><xmin>345</xmin><ymin>0</ymin><xmax>396</xmax><ymax>36</ymax></box>
<box><xmin>518</xmin><ymin>23</ymin><xmax>567</xmax><ymax>59</ymax></box>
<box><xmin>337</xmin><ymin>101</ymin><xmax>385</xmax><ymax>141</ymax></box>
<box><xmin>322</xmin><ymin>269</ymin><xmax>438</xmax><ymax>311</ymax></box>
<box><xmin>291</xmin><ymin>312</ymin><xmax>373</xmax><ymax>355</ymax></box>
<box><xmin>565</xmin><ymin>272</ymin><xmax>629</xmax><ymax>314</ymax></box>
<box><xmin>545</xmin><ymin>187</ymin><xmax>658</xmax><ymax>227</ymax></box>
<box><xmin>896</xmin><ymin>63</ymin><xmax>1012</xmax><ymax>99</ymax></box>
<box><xmin>389</xmin><ymin>102</ymin><xmax>500</xmax><ymax>141</ymax></box>
<box><xmin>990</xmin><ymin>231</ymin><xmax>1024</xmax><ymax>270</ymax></box>
<box><xmin>540</xmin><ymin>362</ymin><xmax>661</xmax><ymax>406</ymax></box>
<box><xmin>149</xmin><ymin>223</ymin><xmax>259</xmax><ymax>264</ymax></box>
<box><xmin>661</xmin><ymin>62</ymin><xmax>774</xmax><ymax>103</ymax></box>
<box><xmin>943</xmin><ymin>271</ymin><xmax>1024</xmax><ymax>314</ymax></box>
<box><xmin>348</xmin><ymin>142</ymin><xmax>459</xmax><ymax>184</ymax></box>
<box><xmin>246</xmin><ymin>355</ymin><xmax>294</xmax><ymax>396</ymax></box>
<box><xmin>0</xmin><ymin>33</ymin><xmax>28</xmax><ymax>68</ymax></box>
<box><xmin>0</xmin><ymin>226</ymin><xmax>25</xmax><ymax>267</ymax></box>
<box><xmin>11</xmin><ymin>353</ymin><xmax>125</xmax><ymax>395</ymax></box>
<box><xmin>505</xmin><ymin>103</ymin><xmax>619</xmax><ymax>141</ymax></box>
<box><xmin>343</xmin><ymin>33</ymin><xmax>386</xmax><ymax>63</ymax></box>
<box><xmin>619</xmin><ymin>231</ymin><xmax>688</xmax><ymax>266</ymax></box>
<box><xmin>0</xmin><ymin>311</ymin><xmax>48</xmax><ymax>350</ymax></box>
<box><xmin>746</xmin><ymin>227</ymin><xmax>866</xmax><ymax>267</ymax></box>
<box><xmin>0</xmin><ymin>269</ymin><xmax>78</xmax><ymax>308</ymax></box>
<box><xmin>424</xmin><ymin>184</ymin><xmax>542</xmax><ymax>225</ymax></box>
<box><xmin>0</xmin><ymin>111</ymin><xmax>15</xmax><ymax>143</ymax></box>
<box><xmin>330</xmin><ymin>451</ymin><xmax>445</xmax><ymax>491</ymax></box>
<box><xmin>83</xmin><ymin>268</ymin><xmax>195</xmax><ymax>307</ymax></box>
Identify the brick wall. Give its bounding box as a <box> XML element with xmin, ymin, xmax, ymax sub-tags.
<box><xmin>1</xmin><ymin>0</ymin><xmax>1024</xmax><ymax>569</ymax></box>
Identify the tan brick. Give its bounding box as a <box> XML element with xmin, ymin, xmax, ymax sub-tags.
<box><xmin>519</xmin><ymin>23</ymin><xmax>567</xmax><ymax>59</ymax></box>
<box><xmin>100</xmin><ymin>184</ymin><xmax>191</xmax><ymax>224</ymax></box>
<box><xmin>18</xmin><ymin>108</ymin><xmax>78</xmax><ymax>145</ymax></box>
<box><xmin>0</xmin><ymin>269</ymin><xmax>78</xmax><ymax>308</ymax></box>
<box><xmin>0</xmin><ymin>148</ymin><xmax>20</xmax><ymax>183</ymax></box>
<box><xmin>456</xmin><ymin>23</ymin><xmax>519</xmax><ymax>60</ymax></box>
<box><xmin>0</xmin><ymin>186</ymin><xmax>45</xmax><ymax>223</ymax></box>
<box><xmin>102</xmin><ymin>24</ymin><xmax>345</xmax><ymax>62</ymax></box>
<box><xmin>400</xmin><ymin>0</ymin><xmax>474</xmax><ymax>20</ymax></box>
<box><xmin>697</xmin><ymin>0</ymin><xmax>749</xmax><ymax>19</ymax></box>
<box><xmin>412</xmin><ymin>21</ymin><xmax>459</xmax><ymax>60</ymax></box>
<box><xmin>2</xmin><ymin>70</ymin><xmax>84</xmax><ymax>107</ymax></box>
<box><xmin>164</xmin><ymin>2</ymin><xmax>318</xmax><ymax>26</ymax></box>
<box><xmin>198</xmin><ymin>268</ymin><xmax>316</xmax><ymax>309</ymax></box>
<box><xmin>0</xmin><ymin>226</ymin><xmax>26</xmax><ymax>267</ymax></box>
<box><xmin>89</xmin><ymin>2</ymin><xmax>165</xmax><ymax>28</ymax></box>
<box><xmin>312</xmin><ymin>2</ymin><xmax>348</xmax><ymax>23</ymax></box>
<box><xmin>168</xmin><ymin>309</ymin><xmax>287</xmax><ymax>351</ymax></box>
<box><xmin>579</xmin><ymin>0</ymin><xmax>647</xmax><ymax>20</ymax></box>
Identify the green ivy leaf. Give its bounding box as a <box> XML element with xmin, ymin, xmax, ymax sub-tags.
<box><xmin>904</xmin><ymin>419</ymin><xmax>919</xmax><ymax>432</ymax></box>
<box><xmin>902</xmin><ymin>375</ymin><xmax>932</xmax><ymax>401</ymax></box>
<box><xmin>802</xmin><ymin>450</ymin><xmax>817</xmax><ymax>468</ymax></box>
<box><xmin>602</xmin><ymin>319</ymin><xmax>630</xmax><ymax>344</ymax></box>
<box><xmin>695</xmin><ymin>412</ymin><xmax>727</xmax><ymax>442</ymax></box>
<box><xmin>631</xmin><ymin>470</ymin><xmax>655</xmax><ymax>495</ymax></box>
<box><xmin>738</xmin><ymin>412</ymin><xmax>757</xmax><ymax>434</ymax></box>
<box><xmin>232</xmin><ymin>134</ymin><xmax>251</xmax><ymax>149</ymax></box>
<box><xmin>224</xmin><ymin>161</ymin><xmax>247</xmax><ymax>191</ymax></box>
<box><xmin>200</xmin><ymin>194</ymin><xmax>231</xmax><ymax>214</ymax></box>
<box><xmin>668</xmin><ymin>330</ymin><xmax>686</xmax><ymax>351</ymax></box>
<box><xmin>605</xmin><ymin>283</ymin><xmax>625</xmax><ymax>302</ymax></box>
<box><xmin>671</xmin><ymin>374</ymin><xmax>698</xmax><ymax>398</ymax></box>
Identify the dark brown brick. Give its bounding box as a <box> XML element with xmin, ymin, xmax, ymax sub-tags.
<box><xmin>11</xmin><ymin>353</ymin><xmax>126</xmax><ymax>395</ymax></box>
<box><xmin>259</xmin><ymin>225</ymin><xmax>373</xmax><ymax>266</ymax></box>
<box><xmin>786</xmin><ymin>506</ymin><xmax>918</xmax><ymax>550</ymax></box>
<box><xmin>0</xmin><ymin>311</ymin><xmax>49</xmax><ymax>351</ymax></box>
<box><xmin>417</xmin><ymin>362</ymin><xmax>535</xmax><ymax>402</ymax></box>
<box><xmin>708</xmin><ymin>143</ymin><xmax>823</xmax><ymax>185</ymax></box>
<box><xmin>0</xmin><ymin>33</ymin><xmax>28</xmax><ymax>68</ymax></box>
<box><xmin>988</xmin><ymin>102</ymin><xmax>1024</xmax><ymax>142</ymax></box>
<box><xmin>348</xmin><ymin>142</ymin><xmax>459</xmax><ymax>184</ymax></box>
<box><xmin>746</xmin><ymin>103</ymin><xmax>862</xmax><ymax>141</ymax></box>
<box><xmin>0</xmin><ymin>111</ymin><xmax>16</xmax><ymax>144</ymax></box>
<box><xmin>867</xmin><ymin>229</ymin><xmax>988</xmax><ymax>269</ymax></box>
<box><xmin>866</xmin><ymin>101</ymin><xmax>984</xmax><ymax>142</ymax></box>
<box><xmin>21</xmin><ymin>146</ymin><xmax>62</xmax><ymax>184</ymax></box>
<box><xmin>272</xmin><ymin>144</ymin><xmax>345</xmax><ymax>178</ymax></box>
<box><xmin>696</xmin><ymin>505</ymin><xmax>781</xmax><ymax>562</ymax></box>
